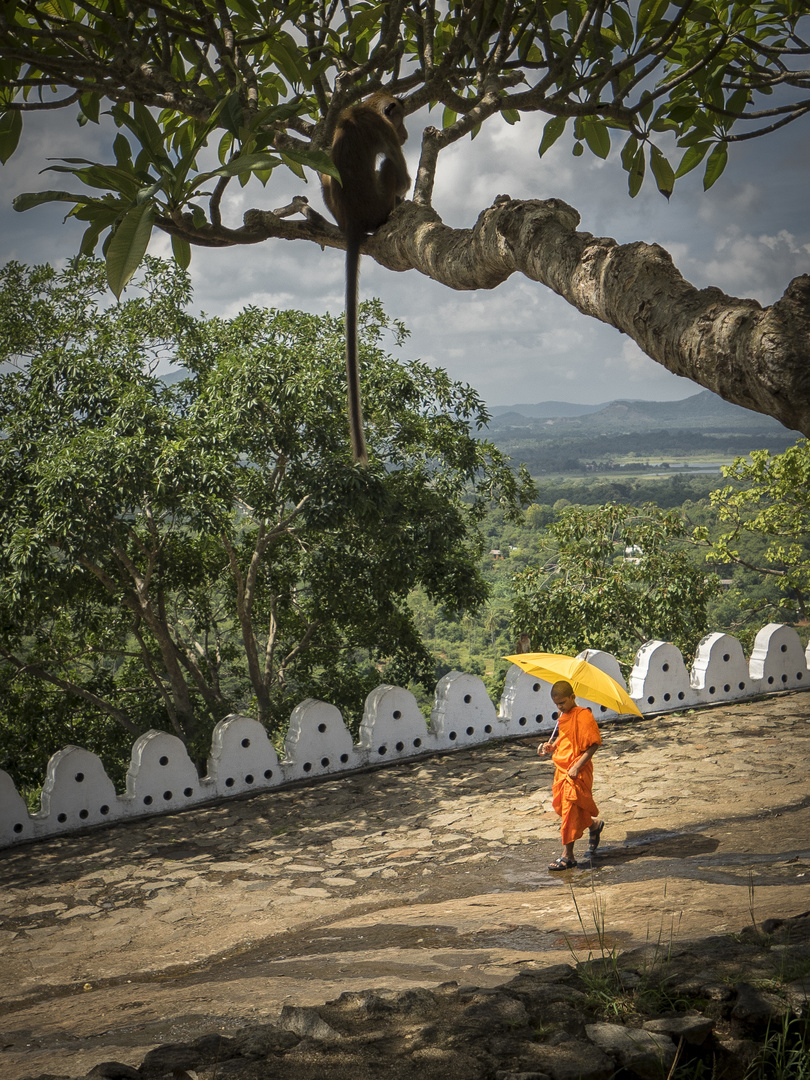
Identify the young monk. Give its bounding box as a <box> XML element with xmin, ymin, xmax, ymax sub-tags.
<box><xmin>538</xmin><ymin>680</ymin><xmax>604</xmax><ymax>871</ymax></box>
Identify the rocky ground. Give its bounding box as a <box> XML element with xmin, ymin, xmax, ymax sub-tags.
<box><xmin>1</xmin><ymin>692</ymin><xmax>809</xmax><ymax>1079</ymax></box>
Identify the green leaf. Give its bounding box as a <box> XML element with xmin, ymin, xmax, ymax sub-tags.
<box><xmin>0</xmin><ymin>109</ymin><xmax>23</xmax><ymax>165</ymax></box>
<box><xmin>582</xmin><ymin>118</ymin><xmax>611</xmax><ymax>159</ymax></box>
<box><xmin>627</xmin><ymin>148</ymin><xmax>645</xmax><ymax>197</ymax></box>
<box><xmin>637</xmin><ymin>0</ymin><xmax>670</xmax><ymax>37</ymax></box>
<box><xmin>347</xmin><ymin>3</ymin><xmax>385</xmax><ymax>39</ymax></box>
<box><xmin>78</xmin><ymin>93</ymin><xmax>100</xmax><ymax>125</ymax></box>
<box><xmin>621</xmin><ymin>134</ymin><xmax>639</xmax><ymax>172</ymax></box>
<box><xmin>171</xmin><ymin>234</ymin><xmax>192</xmax><ymax>270</ymax></box>
<box><xmin>264</xmin><ymin>35</ymin><xmax>310</xmax><ymax>89</ymax></box>
<box><xmin>611</xmin><ymin>5</ymin><xmax>635</xmax><ymax>48</ymax></box>
<box><xmin>538</xmin><ymin>115</ymin><xmax>566</xmax><ymax>157</ymax></box>
<box><xmin>649</xmin><ymin>145</ymin><xmax>675</xmax><ymax>199</ymax></box>
<box><xmin>105</xmin><ymin>201</ymin><xmax>156</xmax><ymax>299</ymax></box>
<box><xmin>13</xmin><ymin>189</ymin><xmax>90</xmax><ymax>213</ymax></box>
<box><xmin>703</xmin><ymin>142</ymin><xmax>728</xmax><ymax>190</ymax></box>
<box><xmin>113</xmin><ymin>133</ymin><xmax>133</xmax><ymax>170</ymax></box>
<box><xmin>205</xmin><ymin>151</ymin><xmax>284</xmax><ymax>180</ymax></box>
<box><xmin>277</xmin><ymin>145</ymin><xmax>336</xmax><ymax>175</ymax></box>
<box><xmin>674</xmin><ymin>141</ymin><xmax>710</xmax><ymax>178</ymax></box>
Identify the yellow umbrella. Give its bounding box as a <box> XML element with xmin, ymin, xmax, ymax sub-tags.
<box><xmin>503</xmin><ymin>652</ymin><xmax>643</xmax><ymax>717</ymax></box>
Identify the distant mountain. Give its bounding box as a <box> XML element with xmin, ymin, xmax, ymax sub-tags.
<box><xmin>488</xmin><ymin>391</ymin><xmax>796</xmax><ymax>435</ymax></box>
<box><xmin>489</xmin><ymin>400</ymin><xmax>607</xmax><ymax>418</ymax></box>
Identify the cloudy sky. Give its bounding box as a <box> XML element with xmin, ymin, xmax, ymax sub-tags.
<box><xmin>2</xmin><ymin>103</ymin><xmax>808</xmax><ymax>410</ymax></box>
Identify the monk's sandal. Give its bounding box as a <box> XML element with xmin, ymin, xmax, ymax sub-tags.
<box><xmin>548</xmin><ymin>857</ymin><xmax>577</xmax><ymax>871</ymax></box>
<box><xmin>587</xmin><ymin>820</ymin><xmax>605</xmax><ymax>858</ymax></box>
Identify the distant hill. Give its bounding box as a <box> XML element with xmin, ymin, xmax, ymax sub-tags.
<box><xmin>488</xmin><ymin>391</ymin><xmax>797</xmax><ymax>436</ymax></box>
<box><xmin>489</xmin><ymin>400</ymin><xmax>606</xmax><ymax>419</ymax></box>
<box><xmin>480</xmin><ymin>390</ymin><xmax>801</xmax><ymax>475</ymax></box>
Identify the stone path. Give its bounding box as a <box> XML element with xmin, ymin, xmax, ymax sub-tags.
<box><xmin>1</xmin><ymin>692</ymin><xmax>809</xmax><ymax>1079</ymax></box>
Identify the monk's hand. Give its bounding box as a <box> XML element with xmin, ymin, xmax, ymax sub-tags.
<box><xmin>568</xmin><ymin>764</ymin><xmax>580</xmax><ymax>779</ymax></box>
<box><xmin>539</xmin><ymin>741</ymin><xmax>553</xmax><ymax>756</ymax></box>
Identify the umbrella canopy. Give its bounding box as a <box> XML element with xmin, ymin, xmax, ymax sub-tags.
<box><xmin>503</xmin><ymin>652</ymin><xmax>643</xmax><ymax>717</ymax></box>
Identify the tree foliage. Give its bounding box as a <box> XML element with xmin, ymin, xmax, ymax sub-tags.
<box><xmin>2</xmin><ymin>3</ymin><xmax>809</xmax><ymax>432</ymax></box>
<box><xmin>511</xmin><ymin>502</ymin><xmax>718</xmax><ymax>666</ymax></box>
<box><xmin>702</xmin><ymin>440</ymin><xmax>810</xmax><ymax>623</ymax></box>
<box><xmin>0</xmin><ymin>257</ymin><xmax>533</xmax><ymax>784</ymax></box>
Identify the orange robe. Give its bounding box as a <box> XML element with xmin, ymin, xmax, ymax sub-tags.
<box><xmin>551</xmin><ymin>705</ymin><xmax>602</xmax><ymax>845</ymax></box>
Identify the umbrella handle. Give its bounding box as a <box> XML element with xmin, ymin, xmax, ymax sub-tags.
<box><xmin>540</xmin><ymin>721</ymin><xmax>558</xmax><ymax>755</ymax></box>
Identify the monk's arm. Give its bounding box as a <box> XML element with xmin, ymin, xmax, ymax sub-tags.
<box><xmin>568</xmin><ymin>742</ymin><xmax>599</xmax><ymax>779</ymax></box>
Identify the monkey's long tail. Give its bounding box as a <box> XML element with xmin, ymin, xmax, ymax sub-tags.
<box><xmin>345</xmin><ymin>232</ymin><xmax>369</xmax><ymax>464</ymax></box>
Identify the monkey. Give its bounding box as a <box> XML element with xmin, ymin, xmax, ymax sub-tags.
<box><xmin>320</xmin><ymin>91</ymin><xmax>410</xmax><ymax>464</ymax></box>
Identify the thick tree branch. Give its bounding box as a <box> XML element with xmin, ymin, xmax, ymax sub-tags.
<box><xmin>363</xmin><ymin>198</ymin><xmax>810</xmax><ymax>437</ymax></box>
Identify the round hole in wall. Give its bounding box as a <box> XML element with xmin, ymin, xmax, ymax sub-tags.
<box><xmin>378</xmin><ymin>746</ymin><xmax>387</xmax><ymax>755</ymax></box>
<box><xmin>466</xmin><ymin>726</ymin><xmax>474</xmax><ymax>736</ymax></box>
<box><xmin>782</xmin><ymin>673</ymin><xmax>788</xmax><ymax>683</ymax></box>
<box><xmin>143</xmin><ymin>796</ymin><xmax>153</xmax><ymax>806</ymax></box>
<box><xmin>340</xmin><ymin>754</ymin><xmax>349</xmax><ymax>763</ymax></box>
<box><xmin>79</xmin><ymin>809</ymin><xmax>89</xmax><ymax>820</ymax></box>
<box><xmin>677</xmin><ymin>691</ymin><xmax>685</xmax><ymax>700</ymax></box>
<box><xmin>57</xmin><ymin>812</ymin><xmax>67</xmax><ymax>823</ymax></box>
<box><xmin>320</xmin><ymin>758</ymin><xmax>330</xmax><ymax>769</ymax></box>
<box><xmin>532</xmin><ymin>682</ymin><xmax>541</xmax><ymax>692</ymax></box>
<box><xmin>551</xmin><ymin>711</ymin><xmax>559</xmax><ymax>720</ymax></box>
<box><xmin>724</xmin><ymin>684</ymin><xmax>731</xmax><ymax>692</ymax></box>
<box><xmin>159</xmin><ymin>756</ymin><xmax>169</xmax><ymax>766</ymax></box>
<box><xmin>663</xmin><ymin>693</ymin><xmax>671</xmax><ymax>702</ymax></box>
<box><xmin>662</xmin><ymin>663</ymin><xmax>670</xmax><ymax>672</ymax></box>
<box><xmin>647</xmin><ymin>696</ymin><xmax>655</xmax><ymax>705</ymax></box>
<box><xmin>225</xmin><ymin>777</ymin><xmax>235</xmax><ymax>788</ymax></box>
<box><xmin>184</xmin><ymin>787</ymin><xmax>194</xmax><ymax>797</ymax></box>
<box><xmin>74</xmin><ymin>772</ymin><xmax>85</xmax><ymax>783</ymax></box>
<box><xmin>245</xmin><ymin>774</ymin><xmax>254</xmax><ymax>784</ymax></box>
<box><xmin>303</xmin><ymin>762</ymin><xmax>312</xmax><ymax>772</ymax></box>
<box><xmin>241</xmin><ymin>738</ymin><xmax>251</xmax><ymax>748</ymax></box>
<box><xmin>709</xmin><ymin>686</ymin><xmax>716</xmax><ymax>695</ymax></box>
<box><xmin>535</xmin><ymin>714</ymin><xmax>544</xmax><ymax>723</ymax></box>
<box><xmin>264</xmin><ymin>769</ymin><xmax>273</xmax><ymax>780</ymax></box>
<box><xmin>781</xmin><ymin>643</ymin><xmax>788</xmax><ymax>652</ymax></box>
<box><xmin>739</xmin><ymin>682</ymin><xmax>746</xmax><ymax>690</ymax></box>
<box><xmin>13</xmin><ymin>822</ymin><xmax>23</xmax><ymax>833</ymax></box>
<box><xmin>599</xmin><ymin>705</ymin><xmax>607</xmax><ymax>712</ymax></box>
<box><xmin>413</xmin><ymin>738</ymin><xmax>422</xmax><ymax>748</ymax></box>
<box><xmin>449</xmin><ymin>731</ymin><xmax>457</xmax><ymax>741</ymax></box>
<box><xmin>463</xmin><ymin>694</ymin><xmax>472</xmax><ymax>704</ymax></box>
<box><xmin>797</xmin><ymin>672</ymin><xmax>804</xmax><ymax>681</ymax></box>
<box><xmin>317</xmin><ymin>723</ymin><xmax>327</xmax><ymax>733</ymax></box>
<box><xmin>767</xmin><ymin>675</ymin><xmax>775</xmax><ymax>685</ymax></box>
<box><xmin>723</xmin><ymin>653</ymin><xmax>730</xmax><ymax>662</ymax></box>
<box><xmin>163</xmin><ymin>790</ymin><xmax>173</xmax><ymax>801</ymax></box>
<box><xmin>395</xmin><ymin>741</ymin><xmax>404</xmax><ymax>752</ymax></box>
<box><xmin>518</xmin><ymin>717</ymin><xmax>527</xmax><ymax>727</ymax></box>
<box><xmin>484</xmin><ymin>724</ymin><xmax>492</xmax><ymax>734</ymax></box>
<box><xmin>100</xmin><ymin>804</ymin><xmax>110</xmax><ymax>815</ymax></box>
<box><xmin>393</xmin><ymin>710</ymin><xmax>402</xmax><ymax>719</ymax></box>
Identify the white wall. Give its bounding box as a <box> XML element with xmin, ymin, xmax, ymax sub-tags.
<box><xmin>2</xmin><ymin>622</ymin><xmax>807</xmax><ymax>849</ymax></box>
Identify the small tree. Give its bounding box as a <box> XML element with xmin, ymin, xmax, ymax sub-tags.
<box><xmin>511</xmin><ymin>502</ymin><xmax>718</xmax><ymax>666</ymax></box>
<box><xmin>0</xmin><ymin>258</ymin><xmax>533</xmax><ymax>784</ymax></box>
<box><xmin>703</xmin><ymin>440</ymin><xmax>810</xmax><ymax>625</ymax></box>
